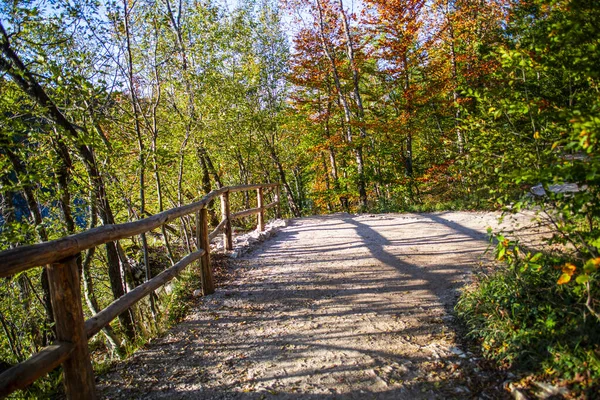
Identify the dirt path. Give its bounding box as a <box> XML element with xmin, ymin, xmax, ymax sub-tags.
<box><xmin>98</xmin><ymin>211</ymin><xmax>549</xmax><ymax>399</ymax></box>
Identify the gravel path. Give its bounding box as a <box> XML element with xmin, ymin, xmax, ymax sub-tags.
<box><xmin>98</xmin><ymin>211</ymin><xmax>549</xmax><ymax>399</ymax></box>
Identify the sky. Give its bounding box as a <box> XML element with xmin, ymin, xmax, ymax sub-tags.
<box><xmin>218</xmin><ymin>0</ymin><xmax>365</xmax><ymax>47</ymax></box>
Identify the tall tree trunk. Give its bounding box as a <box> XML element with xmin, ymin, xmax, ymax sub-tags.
<box><xmin>149</xmin><ymin>22</ymin><xmax>176</xmax><ymax>265</ymax></box>
<box><xmin>198</xmin><ymin>146</ymin><xmax>223</xmax><ymax>188</ymax></box>
<box><xmin>4</xmin><ymin>147</ymin><xmax>54</xmax><ymax>345</ymax></box>
<box><xmin>444</xmin><ymin>0</ymin><xmax>464</xmax><ymax>154</ymax></box>
<box><xmin>293</xmin><ymin>166</ymin><xmax>304</xmax><ymax>211</ymax></box>
<box><xmin>324</xmin><ymin>92</ymin><xmax>340</xmax><ymax>190</ymax></box>
<box><xmin>402</xmin><ymin>58</ymin><xmax>414</xmax><ymax>179</ymax></box>
<box><xmin>405</xmin><ymin>133</ymin><xmax>414</xmax><ymax>177</ymax></box>
<box><xmin>262</xmin><ymin>135</ymin><xmax>301</xmax><ymax>217</ymax></box>
<box><xmin>0</xmin><ymin>310</ymin><xmax>22</xmax><ymax>362</ymax></box>
<box><xmin>198</xmin><ymin>148</ymin><xmax>219</xmax><ymax>226</ymax></box>
<box><xmin>321</xmin><ymin>153</ymin><xmax>333</xmax><ymax>212</ymax></box>
<box><xmin>123</xmin><ymin>0</ymin><xmax>156</xmax><ymax>318</ymax></box>
<box><xmin>77</xmin><ymin>180</ymin><xmax>124</xmax><ymax>356</ymax></box>
<box><xmin>314</xmin><ymin>0</ymin><xmax>367</xmax><ymax>211</ymax></box>
<box><xmin>235</xmin><ymin>148</ymin><xmax>252</xmax><ymax>210</ymax></box>
<box><xmin>1</xmin><ymin>175</ymin><xmax>44</xmax><ymax>354</ymax></box>
<box><xmin>165</xmin><ymin>0</ymin><xmax>218</xmax><ymax>196</ymax></box>
<box><xmin>337</xmin><ymin>0</ymin><xmax>368</xmax><ymax>209</ymax></box>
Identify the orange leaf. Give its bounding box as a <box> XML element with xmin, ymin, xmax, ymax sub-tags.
<box><xmin>561</xmin><ymin>263</ymin><xmax>576</xmax><ymax>275</ymax></box>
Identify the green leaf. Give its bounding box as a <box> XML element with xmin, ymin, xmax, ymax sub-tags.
<box><xmin>590</xmin><ymin>238</ymin><xmax>600</xmax><ymax>249</ymax></box>
<box><xmin>498</xmin><ymin>246</ymin><xmax>506</xmax><ymax>259</ymax></box>
<box><xmin>530</xmin><ymin>253</ymin><xmax>543</xmax><ymax>262</ymax></box>
<box><xmin>583</xmin><ymin>259</ymin><xmax>599</xmax><ymax>274</ymax></box>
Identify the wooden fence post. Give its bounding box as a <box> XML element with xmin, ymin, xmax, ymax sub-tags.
<box><xmin>220</xmin><ymin>191</ymin><xmax>233</xmax><ymax>251</ymax></box>
<box><xmin>275</xmin><ymin>185</ymin><xmax>281</xmax><ymax>219</ymax></box>
<box><xmin>257</xmin><ymin>187</ymin><xmax>265</xmax><ymax>232</ymax></box>
<box><xmin>198</xmin><ymin>208</ymin><xmax>215</xmax><ymax>295</ymax></box>
<box><xmin>47</xmin><ymin>255</ymin><xmax>97</xmax><ymax>400</ymax></box>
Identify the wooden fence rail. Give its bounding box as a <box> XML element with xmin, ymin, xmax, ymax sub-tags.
<box><xmin>0</xmin><ymin>183</ymin><xmax>280</xmax><ymax>399</ymax></box>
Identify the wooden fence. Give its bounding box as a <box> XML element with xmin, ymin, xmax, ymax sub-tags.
<box><xmin>0</xmin><ymin>183</ymin><xmax>280</xmax><ymax>399</ymax></box>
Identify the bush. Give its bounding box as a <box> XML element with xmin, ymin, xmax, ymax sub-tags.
<box><xmin>456</xmin><ymin>235</ymin><xmax>600</xmax><ymax>396</ymax></box>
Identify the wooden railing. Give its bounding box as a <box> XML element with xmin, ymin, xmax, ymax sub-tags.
<box><xmin>0</xmin><ymin>183</ymin><xmax>280</xmax><ymax>399</ymax></box>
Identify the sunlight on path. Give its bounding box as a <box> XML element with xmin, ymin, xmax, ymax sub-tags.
<box><xmin>98</xmin><ymin>212</ymin><xmax>545</xmax><ymax>399</ymax></box>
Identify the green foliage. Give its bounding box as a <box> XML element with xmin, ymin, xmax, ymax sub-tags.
<box><xmin>2</xmin><ymin>0</ymin><xmax>600</xmax><ymax>395</ymax></box>
<box><xmin>164</xmin><ymin>266</ymin><xmax>203</xmax><ymax>325</ymax></box>
<box><xmin>456</xmin><ymin>237</ymin><xmax>600</xmax><ymax>395</ymax></box>
<box><xmin>1</xmin><ymin>1</ymin><xmax>296</xmax><ymax>397</ymax></box>
<box><xmin>455</xmin><ymin>2</ymin><xmax>600</xmax><ymax>391</ymax></box>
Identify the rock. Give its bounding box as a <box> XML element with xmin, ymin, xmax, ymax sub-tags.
<box><xmin>454</xmin><ymin>386</ymin><xmax>470</xmax><ymax>393</ymax></box>
<box><xmin>164</xmin><ymin>282</ymin><xmax>174</xmax><ymax>295</ymax></box>
<box><xmin>508</xmin><ymin>383</ymin><xmax>529</xmax><ymax>400</ymax></box>
<box><xmin>449</xmin><ymin>347</ymin><xmax>465</xmax><ymax>357</ymax></box>
<box><xmin>393</xmin><ymin>364</ymin><xmax>409</xmax><ymax>375</ymax></box>
<box><xmin>365</xmin><ymin>369</ymin><xmax>377</xmax><ymax>378</ymax></box>
<box><xmin>193</xmin><ymin>289</ymin><xmax>203</xmax><ymax>297</ymax></box>
<box><xmin>532</xmin><ymin>381</ymin><xmax>569</xmax><ymax>399</ymax></box>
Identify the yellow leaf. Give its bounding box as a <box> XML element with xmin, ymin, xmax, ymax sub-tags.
<box><xmin>557</xmin><ymin>273</ymin><xmax>571</xmax><ymax>285</ymax></box>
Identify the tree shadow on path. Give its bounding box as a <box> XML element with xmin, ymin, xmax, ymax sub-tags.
<box><xmin>97</xmin><ymin>213</ymin><xmax>510</xmax><ymax>400</ymax></box>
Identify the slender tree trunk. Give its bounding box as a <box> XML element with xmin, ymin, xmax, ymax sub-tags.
<box><xmin>293</xmin><ymin>166</ymin><xmax>304</xmax><ymax>212</ymax></box>
<box><xmin>337</xmin><ymin>0</ymin><xmax>368</xmax><ymax>210</ymax></box>
<box><xmin>81</xmin><ymin>248</ymin><xmax>123</xmax><ymax>356</ymax></box>
<box><xmin>165</xmin><ymin>0</ymin><xmax>219</xmax><ymax>202</ymax></box>
<box><xmin>444</xmin><ymin>0</ymin><xmax>463</xmax><ymax>154</ymax></box>
<box><xmin>315</xmin><ymin>0</ymin><xmax>367</xmax><ymax>211</ymax></box>
<box><xmin>324</xmin><ymin>93</ymin><xmax>340</xmax><ymax>189</ymax></box>
<box><xmin>235</xmin><ymin>148</ymin><xmax>252</xmax><ymax>210</ymax></box>
<box><xmin>79</xmin><ymin>190</ymin><xmax>124</xmax><ymax>356</ymax></box>
<box><xmin>0</xmin><ymin>310</ymin><xmax>22</xmax><ymax>362</ymax></box>
<box><xmin>262</xmin><ymin>136</ymin><xmax>301</xmax><ymax>217</ymax></box>
<box><xmin>4</xmin><ymin>148</ymin><xmax>54</xmax><ymax>345</ymax></box>
<box><xmin>150</xmin><ymin>82</ymin><xmax>175</xmax><ymax>265</ymax></box>
<box><xmin>177</xmin><ymin>129</ymin><xmax>190</xmax><ymax>208</ymax></box>
<box><xmin>198</xmin><ymin>148</ymin><xmax>219</xmax><ymax>226</ymax></box>
<box><xmin>198</xmin><ymin>146</ymin><xmax>223</xmax><ymax>188</ymax></box>
<box><xmin>405</xmin><ymin>133</ymin><xmax>414</xmax><ymax>177</ymax></box>
<box><xmin>123</xmin><ymin>0</ymin><xmax>156</xmax><ymax>318</ymax></box>
<box><xmin>148</xmin><ymin>17</ymin><xmax>175</xmax><ymax>265</ymax></box>
<box><xmin>322</xmin><ymin>153</ymin><xmax>333</xmax><ymax>212</ymax></box>
<box><xmin>402</xmin><ymin>63</ymin><xmax>414</xmax><ymax>179</ymax></box>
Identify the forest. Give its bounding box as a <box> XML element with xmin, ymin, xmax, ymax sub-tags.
<box><xmin>1</xmin><ymin>0</ymin><xmax>599</xmax><ymax>397</ymax></box>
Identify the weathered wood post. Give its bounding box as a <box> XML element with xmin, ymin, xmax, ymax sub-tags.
<box><xmin>47</xmin><ymin>255</ymin><xmax>97</xmax><ymax>400</ymax></box>
<box><xmin>257</xmin><ymin>186</ymin><xmax>265</xmax><ymax>232</ymax></box>
<box><xmin>197</xmin><ymin>208</ymin><xmax>215</xmax><ymax>295</ymax></box>
<box><xmin>220</xmin><ymin>190</ymin><xmax>233</xmax><ymax>251</ymax></box>
<box><xmin>275</xmin><ymin>184</ymin><xmax>281</xmax><ymax>219</ymax></box>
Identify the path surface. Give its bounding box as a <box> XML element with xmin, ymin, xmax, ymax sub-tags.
<box><xmin>98</xmin><ymin>211</ymin><xmax>548</xmax><ymax>399</ymax></box>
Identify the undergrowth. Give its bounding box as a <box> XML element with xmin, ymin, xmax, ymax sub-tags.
<box><xmin>455</xmin><ymin>235</ymin><xmax>600</xmax><ymax>397</ymax></box>
<box><xmin>9</xmin><ymin>249</ymin><xmax>206</xmax><ymax>399</ymax></box>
